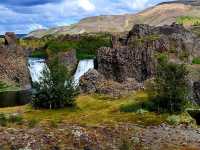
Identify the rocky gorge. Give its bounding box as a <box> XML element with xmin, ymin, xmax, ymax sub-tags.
<box><xmin>80</xmin><ymin>23</ymin><xmax>200</xmax><ymax>98</ymax></box>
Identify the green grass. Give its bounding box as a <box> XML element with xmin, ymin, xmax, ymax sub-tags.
<box><xmin>0</xmin><ymin>91</ymin><xmax>168</xmax><ymax>126</ymax></box>
<box><xmin>176</xmin><ymin>16</ymin><xmax>200</xmax><ymax>26</ymax></box>
<box><xmin>192</xmin><ymin>57</ymin><xmax>200</xmax><ymax>64</ymax></box>
<box><xmin>0</xmin><ymin>81</ymin><xmax>20</xmax><ymax>93</ymax></box>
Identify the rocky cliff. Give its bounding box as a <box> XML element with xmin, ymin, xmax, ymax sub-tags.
<box><xmin>97</xmin><ymin>23</ymin><xmax>200</xmax><ymax>82</ymax></box>
<box><xmin>0</xmin><ymin>32</ymin><xmax>31</xmax><ymax>89</ymax></box>
<box><xmin>80</xmin><ymin>23</ymin><xmax>200</xmax><ymax>97</ymax></box>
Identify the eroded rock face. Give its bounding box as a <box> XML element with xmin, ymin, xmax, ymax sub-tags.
<box><xmin>79</xmin><ymin>69</ymin><xmax>143</xmax><ymax>98</ymax></box>
<box><xmin>193</xmin><ymin>81</ymin><xmax>200</xmax><ymax>105</ymax></box>
<box><xmin>97</xmin><ymin>23</ymin><xmax>200</xmax><ymax>82</ymax></box>
<box><xmin>58</xmin><ymin>49</ymin><xmax>78</xmax><ymax>74</ymax></box>
<box><xmin>0</xmin><ymin>33</ymin><xmax>31</xmax><ymax>89</ymax></box>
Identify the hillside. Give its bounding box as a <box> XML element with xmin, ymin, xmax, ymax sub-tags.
<box><xmin>27</xmin><ymin>0</ymin><xmax>200</xmax><ymax>38</ymax></box>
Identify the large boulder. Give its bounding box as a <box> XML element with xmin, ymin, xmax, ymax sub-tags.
<box><xmin>97</xmin><ymin>23</ymin><xmax>200</xmax><ymax>82</ymax></box>
<box><xmin>0</xmin><ymin>33</ymin><xmax>31</xmax><ymax>89</ymax></box>
<box><xmin>79</xmin><ymin>69</ymin><xmax>143</xmax><ymax>98</ymax></box>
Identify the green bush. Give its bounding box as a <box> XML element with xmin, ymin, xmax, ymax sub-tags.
<box><xmin>32</xmin><ymin>57</ymin><xmax>79</xmax><ymax>109</ymax></box>
<box><xmin>8</xmin><ymin>114</ymin><xmax>23</xmax><ymax>125</ymax></box>
<box><xmin>28</xmin><ymin>119</ymin><xmax>39</xmax><ymax>128</ymax></box>
<box><xmin>166</xmin><ymin>115</ymin><xmax>181</xmax><ymax>125</ymax></box>
<box><xmin>150</xmin><ymin>57</ymin><xmax>189</xmax><ymax>113</ymax></box>
<box><xmin>121</xmin><ymin>57</ymin><xmax>189</xmax><ymax>114</ymax></box>
<box><xmin>192</xmin><ymin>57</ymin><xmax>200</xmax><ymax>64</ymax></box>
<box><xmin>0</xmin><ymin>113</ymin><xmax>7</xmax><ymax>126</ymax></box>
<box><xmin>46</xmin><ymin>34</ymin><xmax>111</xmax><ymax>60</ymax></box>
<box><xmin>0</xmin><ymin>113</ymin><xmax>23</xmax><ymax>126</ymax></box>
<box><xmin>31</xmin><ymin>50</ymin><xmax>47</xmax><ymax>58</ymax></box>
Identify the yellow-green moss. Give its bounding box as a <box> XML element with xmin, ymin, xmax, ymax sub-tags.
<box><xmin>0</xmin><ymin>91</ymin><xmax>167</xmax><ymax>126</ymax></box>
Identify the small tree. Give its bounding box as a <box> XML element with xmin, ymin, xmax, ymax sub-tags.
<box><xmin>32</xmin><ymin>57</ymin><xmax>79</xmax><ymax>109</ymax></box>
<box><xmin>150</xmin><ymin>55</ymin><xmax>189</xmax><ymax>113</ymax></box>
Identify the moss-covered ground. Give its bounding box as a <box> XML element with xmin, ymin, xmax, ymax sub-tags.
<box><xmin>0</xmin><ymin>91</ymin><xmax>195</xmax><ymax>127</ymax></box>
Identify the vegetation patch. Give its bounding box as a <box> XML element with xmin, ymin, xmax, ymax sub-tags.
<box><xmin>192</xmin><ymin>57</ymin><xmax>200</xmax><ymax>64</ymax></box>
<box><xmin>176</xmin><ymin>16</ymin><xmax>200</xmax><ymax>26</ymax></box>
<box><xmin>31</xmin><ymin>50</ymin><xmax>47</xmax><ymax>58</ymax></box>
<box><xmin>0</xmin><ymin>81</ymin><xmax>20</xmax><ymax>92</ymax></box>
<box><xmin>0</xmin><ymin>91</ymin><xmax>168</xmax><ymax>126</ymax></box>
<box><xmin>46</xmin><ymin>34</ymin><xmax>111</xmax><ymax>60</ymax></box>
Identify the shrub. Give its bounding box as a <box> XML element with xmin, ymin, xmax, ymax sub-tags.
<box><xmin>192</xmin><ymin>57</ymin><xmax>200</xmax><ymax>64</ymax></box>
<box><xmin>166</xmin><ymin>115</ymin><xmax>181</xmax><ymax>125</ymax></box>
<box><xmin>31</xmin><ymin>50</ymin><xmax>47</xmax><ymax>58</ymax></box>
<box><xmin>150</xmin><ymin>57</ymin><xmax>189</xmax><ymax>113</ymax></box>
<box><xmin>32</xmin><ymin>57</ymin><xmax>79</xmax><ymax>109</ymax></box>
<box><xmin>28</xmin><ymin>119</ymin><xmax>39</xmax><ymax>128</ymax></box>
<box><xmin>8</xmin><ymin>113</ymin><xmax>23</xmax><ymax>125</ymax></box>
<box><xmin>0</xmin><ymin>113</ymin><xmax>7</xmax><ymax>126</ymax></box>
<box><xmin>46</xmin><ymin>34</ymin><xmax>111</xmax><ymax>60</ymax></box>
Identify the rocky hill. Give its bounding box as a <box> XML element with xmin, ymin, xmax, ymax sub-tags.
<box><xmin>27</xmin><ymin>0</ymin><xmax>200</xmax><ymax>38</ymax></box>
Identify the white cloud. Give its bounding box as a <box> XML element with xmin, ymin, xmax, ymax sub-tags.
<box><xmin>78</xmin><ymin>0</ymin><xmax>95</xmax><ymax>11</ymax></box>
<box><xmin>0</xmin><ymin>0</ymin><xmax>169</xmax><ymax>34</ymax></box>
<box><xmin>28</xmin><ymin>24</ymin><xmax>47</xmax><ymax>31</ymax></box>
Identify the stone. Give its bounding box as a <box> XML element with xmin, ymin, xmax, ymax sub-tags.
<box><xmin>97</xmin><ymin>23</ymin><xmax>200</xmax><ymax>83</ymax></box>
<box><xmin>193</xmin><ymin>81</ymin><xmax>200</xmax><ymax>105</ymax></box>
<box><xmin>4</xmin><ymin>32</ymin><xmax>17</xmax><ymax>46</ymax></box>
<box><xmin>0</xmin><ymin>33</ymin><xmax>31</xmax><ymax>89</ymax></box>
<box><xmin>79</xmin><ymin>69</ymin><xmax>142</xmax><ymax>98</ymax></box>
<box><xmin>58</xmin><ymin>49</ymin><xmax>78</xmax><ymax>74</ymax></box>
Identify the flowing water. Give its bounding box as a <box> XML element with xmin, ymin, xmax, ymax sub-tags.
<box><xmin>28</xmin><ymin>58</ymin><xmax>46</xmax><ymax>82</ymax></box>
<box><xmin>73</xmin><ymin>59</ymin><xmax>94</xmax><ymax>85</ymax></box>
<box><xmin>0</xmin><ymin>58</ymin><xmax>94</xmax><ymax>107</ymax></box>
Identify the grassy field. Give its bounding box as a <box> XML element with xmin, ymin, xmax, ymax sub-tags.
<box><xmin>0</xmin><ymin>91</ymin><xmax>194</xmax><ymax>127</ymax></box>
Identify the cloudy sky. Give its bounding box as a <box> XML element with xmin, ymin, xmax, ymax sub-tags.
<box><xmin>0</xmin><ymin>0</ymin><xmax>171</xmax><ymax>34</ymax></box>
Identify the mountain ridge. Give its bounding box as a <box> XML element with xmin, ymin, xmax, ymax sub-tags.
<box><xmin>27</xmin><ymin>0</ymin><xmax>200</xmax><ymax>38</ymax></box>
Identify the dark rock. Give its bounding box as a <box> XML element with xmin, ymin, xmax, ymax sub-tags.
<box><xmin>0</xmin><ymin>33</ymin><xmax>31</xmax><ymax>89</ymax></box>
<box><xmin>97</xmin><ymin>23</ymin><xmax>200</xmax><ymax>83</ymax></box>
<box><xmin>4</xmin><ymin>32</ymin><xmax>17</xmax><ymax>46</ymax></box>
<box><xmin>193</xmin><ymin>81</ymin><xmax>200</xmax><ymax>105</ymax></box>
<box><xmin>58</xmin><ymin>49</ymin><xmax>78</xmax><ymax>74</ymax></box>
<box><xmin>79</xmin><ymin>69</ymin><xmax>143</xmax><ymax>98</ymax></box>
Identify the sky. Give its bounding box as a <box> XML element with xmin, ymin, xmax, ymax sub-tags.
<box><xmin>0</xmin><ymin>0</ymin><xmax>171</xmax><ymax>34</ymax></box>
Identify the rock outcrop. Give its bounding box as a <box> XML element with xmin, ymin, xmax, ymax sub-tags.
<box><xmin>193</xmin><ymin>81</ymin><xmax>200</xmax><ymax>105</ymax></box>
<box><xmin>58</xmin><ymin>49</ymin><xmax>78</xmax><ymax>74</ymax></box>
<box><xmin>0</xmin><ymin>32</ymin><xmax>31</xmax><ymax>89</ymax></box>
<box><xmin>79</xmin><ymin>69</ymin><xmax>143</xmax><ymax>98</ymax></box>
<box><xmin>97</xmin><ymin>23</ymin><xmax>200</xmax><ymax>82</ymax></box>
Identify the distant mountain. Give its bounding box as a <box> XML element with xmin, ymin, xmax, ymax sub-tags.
<box><xmin>27</xmin><ymin>0</ymin><xmax>200</xmax><ymax>38</ymax></box>
<box><xmin>0</xmin><ymin>34</ymin><xmax>27</xmax><ymax>39</ymax></box>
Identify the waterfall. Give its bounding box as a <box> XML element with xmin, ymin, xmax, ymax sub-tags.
<box><xmin>28</xmin><ymin>58</ymin><xmax>94</xmax><ymax>85</ymax></box>
<box><xmin>28</xmin><ymin>58</ymin><xmax>46</xmax><ymax>82</ymax></box>
<box><xmin>73</xmin><ymin>59</ymin><xmax>94</xmax><ymax>85</ymax></box>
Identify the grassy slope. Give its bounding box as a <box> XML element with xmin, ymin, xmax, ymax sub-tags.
<box><xmin>0</xmin><ymin>91</ymin><xmax>169</xmax><ymax>126</ymax></box>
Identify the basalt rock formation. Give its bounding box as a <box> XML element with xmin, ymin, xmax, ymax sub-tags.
<box><xmin>58</xmin><ymin>49</ymin><xmax>78</xmax><ymax>74</ymax></box>
<box><xmin>0</xmin><ymin>32</ymin><xmax>31</xmax><ymax>89</ymax></box>
<box><xmin>79</xmin><ymin>69</ymin><xmax>143</xmax><ymax>98</ymax></box>
<box><xmin>97</xmin><ymin>23</ymin><xmax>200</xmax><ymax>83</ymax></box>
